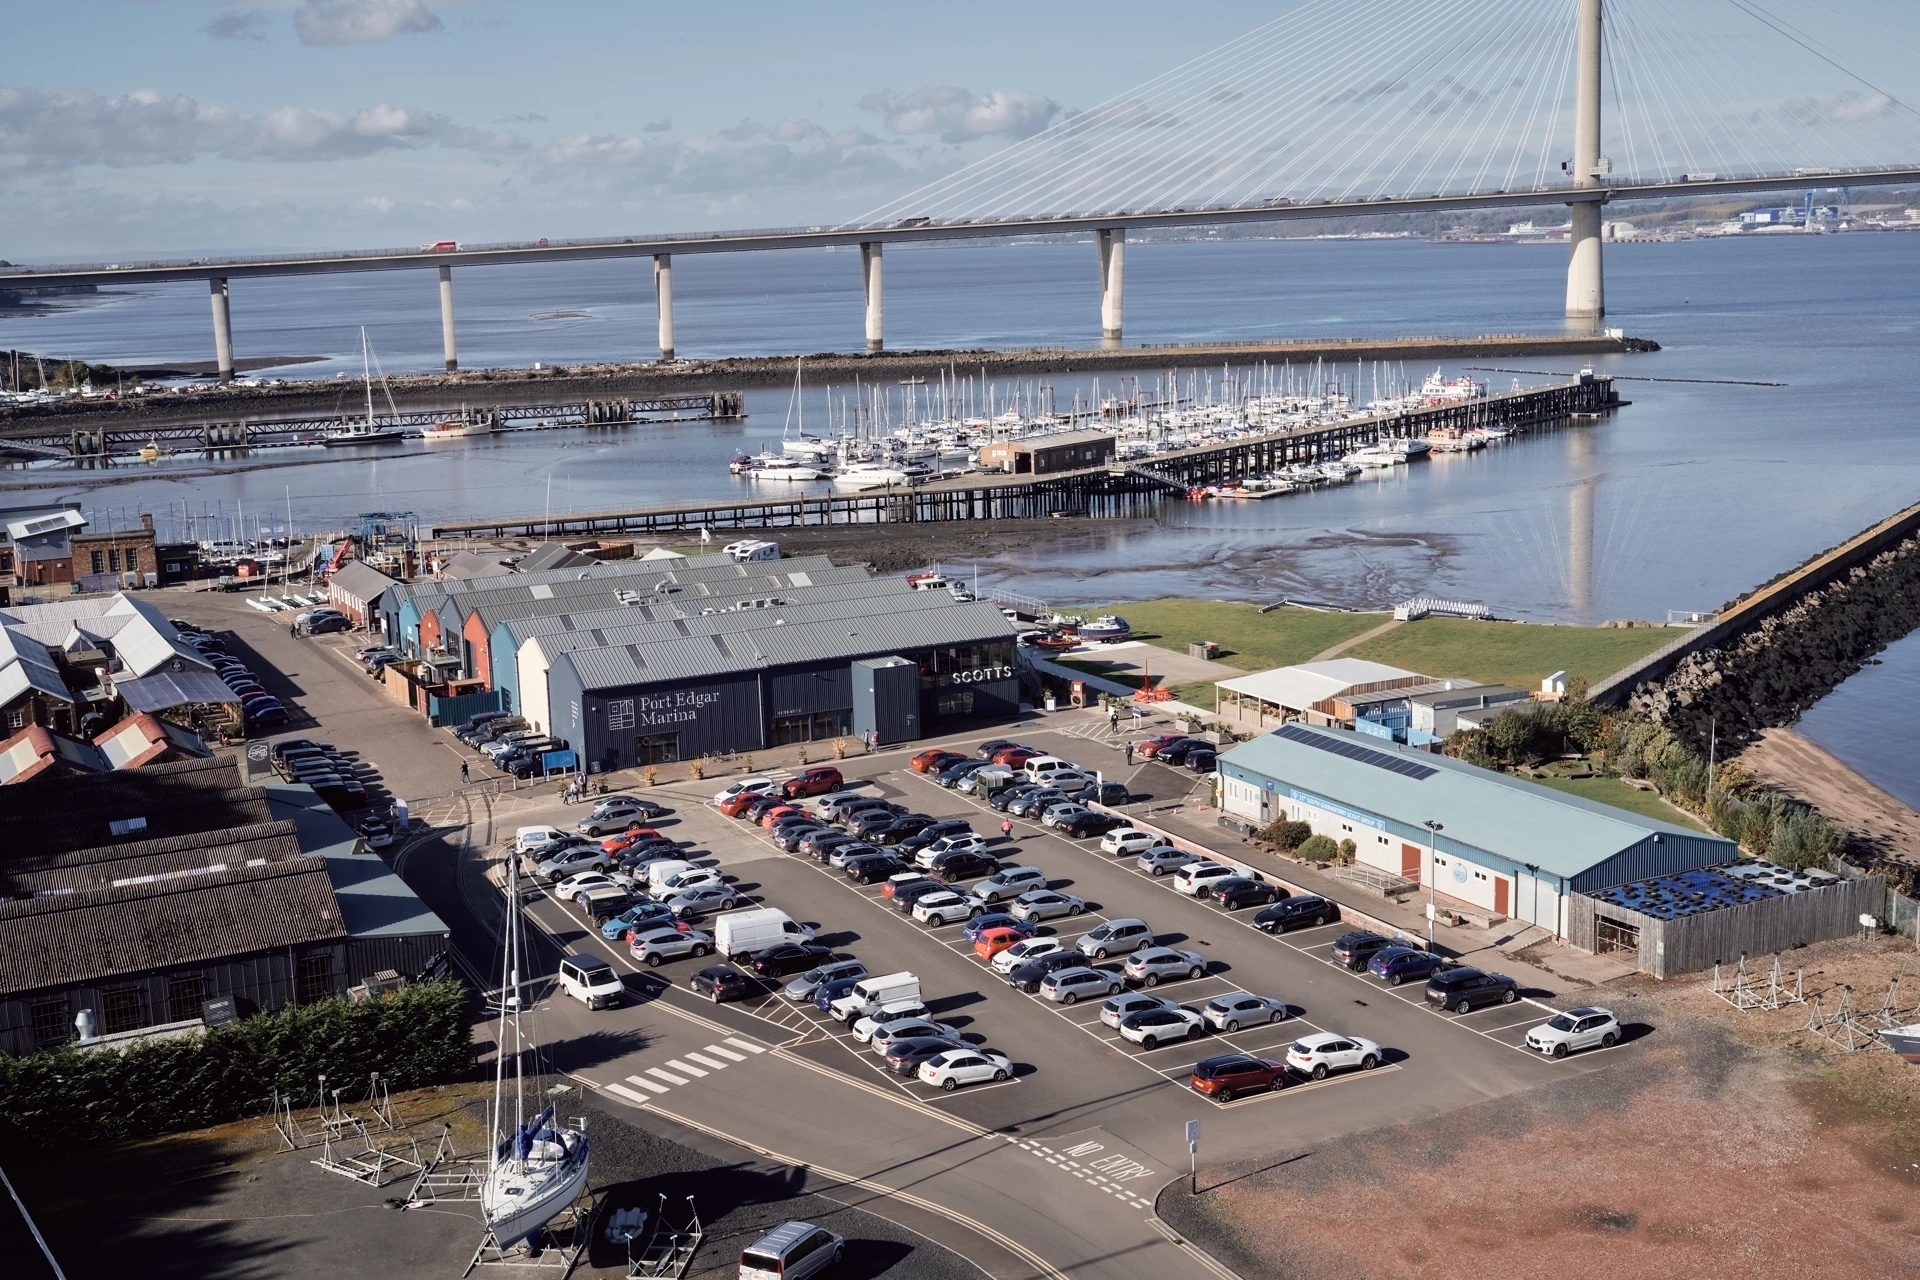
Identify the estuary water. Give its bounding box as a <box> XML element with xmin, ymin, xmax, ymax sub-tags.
<box><xmin>3</xmin><ymin>231</ymin><xmax>1918</xmax><ymax>793</ymax></box>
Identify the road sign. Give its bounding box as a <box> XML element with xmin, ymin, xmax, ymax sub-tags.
<box><xmin>1186</xmin><ymin>1119</ymin><xmax>1200</xmax><ymax>1145</ymax></box>
<box><xmin>543</xmin><ymin>748</ymin><xmax>579</xmax><ymax>773</ymax></box>
<box><xmin>1186</xmin><ymin>1120</ymin><xmax>1200</xmax><ymax>1194</ymax></box>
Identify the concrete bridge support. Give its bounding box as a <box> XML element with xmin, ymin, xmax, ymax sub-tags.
<box><xmin>1564</xmin><ymin>0</ymin><xmax>1605</xmax><ymax>322</ymax></box>
<box><xmin>438</xmin><ymin>264</ymin><xmax>458</xmax><ymax>371</ymax></box>
<box><xmin>861</xmin><ymin>242</ymin><xmax>883</xmax><ymax>352</ymax></box>
<box><xmin>653</xmin><ymin>253</ymin><xmax>675</xmax><ymax>360</ymax></box>
<box><xmin>1098</xmin><ymin>228</ymin><xmax>1125</xmax><ymax>343</ymax></box>
<box><xmin>208</xmin><ymin>277</ymin><xmax>234</xmax><ymax>382</ymax></box>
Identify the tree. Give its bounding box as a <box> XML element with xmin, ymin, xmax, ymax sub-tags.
<box><xmin>1337</xmin><ymin>837</ymin><xmax>1357</xmax><ymax>864</ymax></box>
<box><xmin>1297</xmin><ymin>834</ymin><xmax>1339</xmax><ymax>862</ymax></box>
<box><xmin>1257</xmin><ymin>819</ymin><xmax>1313</xmax><ymax>851</ymax></box>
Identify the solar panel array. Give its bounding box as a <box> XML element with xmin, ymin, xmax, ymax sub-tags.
<box><xmin>1589</xmin><ymin>867</ymin><xmax>1783</xmax><ymax>921</ymax></box>
<box><xmin>1275</xmin><ymin>723</ymin><xmax>1438</xmax><ymax>781</ymax></box>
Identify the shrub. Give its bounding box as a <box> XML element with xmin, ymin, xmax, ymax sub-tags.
<box><xmin>688</xmin><ymin>758</ymin><xmax>705</xmax><ymax>779</ymax></box>
<box><xmin>1298</xmin><ymin>834</ymin><xmax>1340</xmax><ymax>863</ymax></box>
<box><xmin>644</xmin><ymin>765</ymin><xmax>658</xmax><ymax>787</ymax></box>
<box><xmin>1257</xmin><ymin>819</ymin><xmax>1314</xmax><ymax>851</ymax></box>
<box><xmin>1337</xmin><ymin>837</ymin><xmax>1357</xmax><ymax>865</ymax></box>
<box><xmin>1771</xmin><ymin>808</ymin><xmax>1847</xmax><ymax>871</ymax></box>
<box><xmin>0</xmin><ymin>981</ymin><xmax>473</xmax><ymax>1151</ymax></box>
<box><xmin>833</xmin><ymin>738</ymin><xmax>848</xmax><ymax>760</ymax></box>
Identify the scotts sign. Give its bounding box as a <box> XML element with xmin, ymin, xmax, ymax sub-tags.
<box><xmin>930</xmin><ymin>665</ymin><xmax>1014</xmax><ymax>687</ymax></box>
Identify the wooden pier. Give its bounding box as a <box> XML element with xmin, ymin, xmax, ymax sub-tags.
<box><xmin>1</xmin><ymin>392</ymin><xmax>746</xmax><ymax>460</ymax></box>
<box><xmin>430</xmin><ymin>376</ymin><xmax>1620</xmax><ymax>540</ymax></box>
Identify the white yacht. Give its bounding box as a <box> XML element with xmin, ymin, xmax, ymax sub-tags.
<box><xmin>749</xmin><ymin>456</ymin><xmax>823</xmax><ymax>481</ymax></box>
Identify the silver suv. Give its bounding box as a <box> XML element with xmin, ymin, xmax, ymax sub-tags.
<box><xmin>739</xmin><ymin>1220</ymin><xmax>843</xmax><ymax>1279</ymax></box>
<box><xmin>1077</xmin><ymin>918</ymin><xmax>1154</xmax><ymax>959</ymax></box>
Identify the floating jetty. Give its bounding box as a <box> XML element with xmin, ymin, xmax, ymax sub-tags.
<box><xmin>430</xmin><ymin>375</ymin><xmax>1620</xmax><ymax>539</ymax></box>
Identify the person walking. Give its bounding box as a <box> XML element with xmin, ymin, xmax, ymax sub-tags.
<box><xmin>1108</xmin><ymin>704</ymin><xmax>1120</xmax><ymax>732</ymax></box>
<box><xmin>1000</xmin><ymin>817</ymin><xmax>1013</xmax><ymax>843</ymax></box>
<box><xmin>460</xmin><ymin>760</ymin><xmax>470</xmax><ymax>785</ymax></box>
<box><xmin>1125</xmin><ymin>742</ymin><xmax>1134</xmax><ymax>767</ymax></box>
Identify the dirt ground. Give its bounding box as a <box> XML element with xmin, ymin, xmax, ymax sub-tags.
<box><xmin>1743</xmin><ymin>727</ymin><xmax>1920</xmax><ymax>868</ymax></box>
<box><xmin>1160</xmin><ymin>934</ymin><xmax>1920</xmax><ymax>1280</ymax></box>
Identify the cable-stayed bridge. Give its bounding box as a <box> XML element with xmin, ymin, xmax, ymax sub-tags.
<box><xmin>7</xmin><ymin>0</ymin><xmax>1919</xmax><ymax>377</ymax></box>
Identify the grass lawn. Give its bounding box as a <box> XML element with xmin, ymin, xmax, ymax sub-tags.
<box><xmin>1080</xmin><ymin>598</ymin><xmax>1388</xmax><ymax>672</ymax></box>
<box><xmin>1523</xmin><ymin>772</ymin><xmax>1708</xmax><ymax>830</ymax></box>
<box><xmin>1346</xmin><ymin>617</ymin><xmax>1677</xmax><ymax>689</ymax></box>
<box><xmin>1049</xmin><ymin>656</ymin><xmax>1217</xmax><ymax>709</ymax></box>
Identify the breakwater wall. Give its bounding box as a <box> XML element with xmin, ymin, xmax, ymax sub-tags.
<box><xmin>2</xmin><ymin>332</ymin><xmax>1655</xmax><ymax>432</ymax></box>
<box><xmin>1592</xmin><ymin>499</ymin><xmax>1920</xmax><ymax>756</ymax></box>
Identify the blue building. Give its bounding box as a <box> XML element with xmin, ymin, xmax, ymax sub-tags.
<box><xmin>1218</xmin><ymin>723</ymin><xmax>1736</xmax><ymax>935</ymax></box>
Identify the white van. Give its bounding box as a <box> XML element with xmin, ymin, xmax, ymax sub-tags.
<box><xmin>715</xmin><ymin>907</ymin><xmax>816</xmax><ymax>962</ymax></box>
<box><xmin>556</xmin><ymin>953</ymin><xmax>625</xmax><ymax>1010</ymax></box>
<box><xmin>515</xmin><ymin>825</ymin><xmax>568</xmax><ymax>854</ymax></box>
<box><xmin>644</xmin><ymin>859</ymin><xmax>696</xmax><ymax>894</ymax></box>
<box><xmin>1023</xmin><ymin>756</ymin><xmax>1083</xmax><ymax>785</ymax></box>
<box><xmin>829</xmin><ymin>972</ymin><xmax>922</xmax><ymax>1024</ymax></box>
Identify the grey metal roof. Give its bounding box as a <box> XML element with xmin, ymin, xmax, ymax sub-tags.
<box><xmin>425</xmin><ymin>556</ymin><xmax>858</xmax><ymax>628</ymax></box>
<box><xmin>517</xmin><ymin>542</ymin><xmax>595</xmax><ymax>572</ymax></box>
<box><xmin>328</xmin><ymin>560</ymin><xmax>398</xmax><ymax>604</ymax></box>
<box><xmin>389</xmin><ymin>549</ymin><xmax>746</xmax><ymax>610</ymax></box>
<box><xmin>547</xmin><ymin>597</ymin><xmax>1017</xmax><ymax>694</ymax></box>
<box><xmin>1219</xmin><ymin>723</ymin><xmax>1734</xmax><ymax>880</ymax></box>
<box><xmin>117</xmin><ymin>670</ymin><xmax>242</xmax><ymax>712</ymax></box>
<box><xmin>500</xmin><ymin>576</ymin><xmax>924</xmax><ymax>649</ymax></box>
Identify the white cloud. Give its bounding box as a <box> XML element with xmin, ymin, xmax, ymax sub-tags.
<box><xmin>293</xmin><ymin>0</ymin><xmax>441</xmax><ymax>47</ymax></box>
<box><xmin>204</xmin><ymin>9</ymin><xmax>271</xmax><ymax>41</ymax></box>
<box><xmin>860</xmin><ymin>86</ymin><xmax>1059</xmax><ymax>143</ymax></box>
<box><xmin>0</xmin><ymin>86</ymin><xmax>522</xmax><ymax>171</ymax></box>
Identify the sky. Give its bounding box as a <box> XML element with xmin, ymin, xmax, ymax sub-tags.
<box><xmin>4</xmin><ymin>0</ymin><xmax>1917</xmax><ymax>261</ymax></box>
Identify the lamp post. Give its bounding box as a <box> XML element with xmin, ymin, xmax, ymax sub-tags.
<box><xmin>1423</xmin><ymin>820</ymin><xmax>1444</xmax><ymax>948</ymax></box>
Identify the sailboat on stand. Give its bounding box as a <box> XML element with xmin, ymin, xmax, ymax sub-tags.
<box><xmin>476</xmin><ymin>857</ymin><xmax>591</xmax><ymax>1255</ymax></box>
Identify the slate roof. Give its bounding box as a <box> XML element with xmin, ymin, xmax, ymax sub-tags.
<box><xmin>327</xmin><ymin>560</ymin><xmax>398</xmax><ymax>605</ymax></box>
<box><xmin>0</xmin><ymin>821</ymin><xmax>301</xmax><ymax>896</ymax></box>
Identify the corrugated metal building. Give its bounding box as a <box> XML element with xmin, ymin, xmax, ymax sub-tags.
<box><xmin>1218</xmin><ymin>723</ymin><xmax>1735</xmax><ymax>935</ymax></box>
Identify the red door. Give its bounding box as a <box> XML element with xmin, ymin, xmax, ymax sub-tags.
<box><xmin>1494</xmin><ymin>877</ymin><xmax>1510</xmax><ymax>916</ymax></box>
<box><xmin>1401</xmin><ymin>843</ymin><xmax>1422</xmax><ymax>882</ymax></box>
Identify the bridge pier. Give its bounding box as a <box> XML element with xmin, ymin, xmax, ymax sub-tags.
<box><xmin>1098</xmin><ymin>228</ymin><xmax>1125</xmax><ymax>343</ymax></box>
<box><xmin>438</xmin><ymin>264</ymin><xmax>458</xmax><ymax>371</ymax></box>
<box><xmin>208</xmin><ymin>277</ymin><xmax>234</xmax><ymax>383</ymax></box>
<box><xmin>861</xmin><ymin>242</ymin><xmax>883</xmax><ymax>352</ymax></box>
<box><xmin>653</xmin><ymin>254</ymin><xmax>675</xmax><ymax>360</ymax></box>
<box><xmin>1564</xmin><ymin>0</ymin><xmax>1606</xmax><ymax>322</ymax></box>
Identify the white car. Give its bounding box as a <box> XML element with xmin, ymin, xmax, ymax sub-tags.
<box><xmin>1100</xmin><ymin>828</ymin><xmax>1160</xmax><ymax>857</ymax></box>
<box><xmin>649</xmin><ymin>867</ymin><xmax>724</xmax><ymax>900</ymax></box>
<box><xmin>1038</xmin><ymin>966</ymin><xmax>1124</xmax><ymax>1004</ymax></box>
<box><xmin>991</xmin><ymin>936</ymin><xmax>1062</xmax><ymax>974</ymax></box>
<box><xmin>1116</xmin><ymin>1005</ymin><xmax>1206</xmax><ymax>1048</ymax></box>
<box><xmin>1285</xmin><ymin>1031</ymin><xmax>1383</xmax><ymax>1079</ymax></box>
<box><xmin>713</xmin><ymin>777</ymin><xmax>776</xmax><ymax>806</ymax></box>
<box><xmin>1525</xmin><ymin>1006</ymin><xmax>1620</xmax><ymax>1058</ymax></box>
<box><xmin>1100</xmin><ymin>991</ymin><xmax>1179</xmax><ymax>1029</ymax></box>
<box><xmin>628</xmin><ymin>926</ymin><xmax>714</xmax><ymax>967</ymax></box>
<box><xmin>851</xmin><ymin>1001</ymin><xmax>932</xmax><ymax>1043</ymax></box>
<box><xmin>553</xmin><ymin>870</ymin><xmax>631</xmax><ymax>900</ymax></box>
<box><xmin>514</xmin><ymin>825</ymin><xmax>568</xmax><ymax>854</ymax></box>
<box><xmin>918</xmin><ymin>1048</ymin><xmax>1014</xmax><ymax>1091</ymax></box>
<box><xmin>1200</xmin><ymin>992</ymin><xmax>1288</xmax><ymax>1032</ymax></box>
<box><xmin>1173</xmin><ymin>862</ymin><xmax>1235</xmax><ymax>896</ymax></box>
<box><xmin>911</xmin><ymin>891</ymin><xmax>975</xmax><ymax>927</ymax></box>
<box><xmin>868</xmin><ymin>1018</ymin><xmax>959</xmax><ymax>1055</ymax></box>
<box><xmin>914</xmin><ymin>834</ymin><xmax>991</xmax><ymax>869</ymax></box>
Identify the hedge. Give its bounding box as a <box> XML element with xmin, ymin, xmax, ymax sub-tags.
<box><xmin>0</xmin><ymin>980</ymin><xmax>475</xmax><ymax>1150</ymax></box>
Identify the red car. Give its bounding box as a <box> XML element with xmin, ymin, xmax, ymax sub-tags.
<box><xmin>600</xmin><ymin>827</ymin><xmax>662</xmax><ymax>854</ymax></box>
<box><xmin>757</xmin><ymin>804</ymin><xmax>801</xmax><ymax>829</ymax></box>
<box><xmin>910</xmin><ymin>749</ymin><xmax>966</xmax><ymax>774</ymax></box>
<box><xmin>1190</xmin><ymin>1053</ymin><xmax>1289</xmax><ymax>1101</ymax></box>
<box><xmin>782</xmin><ymin>767</ymin><xmax>844</xmax><ymax>798</ymax></box>
<box><xmin>717</xmin><ymin>791</ymin><xmax>766</xmax><ymax>818</ymax></box>
<box><xmin>1137</xmin><ymin>733</ymin><xmax>1186</xmax><ymax>759</ymax></box>
<box><xmin>992</xmin><ymin>746</ymin><xmax>1041</xmax><ymax>767</ymax></box>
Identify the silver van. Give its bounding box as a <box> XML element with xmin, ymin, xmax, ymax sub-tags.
<box><xmin>738</xmin><ymin>1220</ymin><xmax>843</xmax><ymax>1279</ymax></box>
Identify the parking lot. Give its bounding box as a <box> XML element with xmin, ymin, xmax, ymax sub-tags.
<box><xmin>499</xmin><ymin>717</ymin><xmax>1640</xmax><ymax>1161</ymax></box>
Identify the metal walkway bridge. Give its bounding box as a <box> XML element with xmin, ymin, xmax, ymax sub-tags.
<box><xmin>7</xmin><ymin>0</ymin><xmax>1918</xmax><ymax>377</ymax></box>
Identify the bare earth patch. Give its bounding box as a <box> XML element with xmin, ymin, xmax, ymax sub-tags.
<box><xmin>1161</xmin><ymin>936</ymin><xmax>1920</xmax><ymax>1279</ymax></box>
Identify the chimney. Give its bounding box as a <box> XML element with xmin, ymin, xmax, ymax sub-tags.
<box><xmin>140</xmin><ymin>512</ymin><xmax>154</xmax><ymax>532</ymax></box>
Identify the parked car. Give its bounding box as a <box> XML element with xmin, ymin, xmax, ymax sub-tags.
<box><xmin>1253</xmin><ymin>895</ymin><xmax>1341</xmax><ymax>934</ymax></box>
<box><xmin>1040</xmin><ymin>966</ymin><xmax>1124</xmax><ymax>1004</ymax></box>
<box><xmin>910</xmin><ymin>748</ymin><xmax>967</xmax><ymax>774</ymax></box>
<box><xmin>784</xmin><ymin>959</ymin><xmax>868</xmax><ymax>1003</ymax></box>
<box><xmin>874</xmin><ymin>815</ymin><xmax>940</xmax><ymax>845</ymax></box>
<box><xmin>1286</xmin><ymin>1032</ymin><xmax>1383</xmax><ymax>1079</ymax></box>
<box><xmin>1330</xmin><ymin>930</ymin><xmax>1411</xmax><ymax>971</ymax></box>
<box><xmin>883</xmin><ymin>1035</ymin><xmax>970</xmax><ymax>1077</ymax></box>
<box><xmin>827</xmin><ymin>841</ymin><xmax>883</xmax><ymax>870</ymax></box>
<box><xmin>987</xmin><ymin>784</ymin><xmax>1039</xmax><ymax>813</ymax></box>
<box><xmin>915</xmin><ymin>833</ymin><xmax>991</xmax><ymax>868</ymax></box>
<box><xmin>537</xmin><ymin>846</ymin><xmax>610</xmax><ymax>879</ymax></box>
<box><xmin>1069</xmin><ymin>780</ymin><xmax>1132</xmax><ymax>807</ymax></box>
<box><xmin>918</xmin><ymin>1048</ymin><xmax>1013</xmax><ymax>1091</ymax></box>
<box><xmin>629</xmin><ymin>926</ymin><xmax>714</xmax><ymax>967</ymax></box>
<box><xmin>1123</xmin><ymin>946</ymin><xmax>1207</xmax><ymax>987</ymax></box>
<box><xmin>1184</xmin><ymin>749</ymin><xmax>1218</xmax><ymax>773</ymax></box>
<box><xmin>665</xmin><ymin>884</ymin><xmax>741</xmax><ymax>919</ymax></box>
<box><xmin>1425</xmin><ymin>966</ymin><xmax>1520</xmax><ymax>1013</ymax></box>
<box><xmin>1156</xmin><ymin>738</ymin><xmax>1213</xmax><ymax>766</ymax></box>
<box><xmin>930</xmin><ymin>849</ymin><xmax>1000</xmax><ymax>882</ymax></box>
<box><xmin>1007</xmin><ymin>889</ymin><xmax>1085</xmax><ymax>923</ymax></box>
<box><xmin>1117</xmin><ymin>1006</ymin><xmax>1206</xmax><ymax>1048</ymax></box>
<box><xmin>781</xmin><ymin>766</ymin><xmax>844</xmax><ymax>798</ymax></box>
<box><xmin>911</xmin><ymin>891</ymin><xmax>977</xmax><ymax>927</ymax></box>
<box><xmin>899</xmin><ymin>819</ymin><xmax>973</xmax><ymax>855</ymax></box>
<box><xmin>1062</xmin><ymin>810</ymin><xmax>1125</xmax><ymax>838</ymax></box>
<box><xmin>600</xmin><ymin>902</ymin><xmax>681</xmax><ymax>941</ymax></box>
<box><xmin>935</xmin><ymin>759</ymin><xmax>991</xmax><ymax>788</ymax></box>
<box><xmin>1038</xmin><ymin>801</ymin><xmax>1092</xmax><ymax>829</ymax></box>
<box><xmin>1212</xmin><ymin>877</ymin><xmax>1284</xmax><ymax>910</ymax></box>
<box><xmin>738</xmin><ymin>1221</ymin><xmax>843</xmax><ymax>1280</ymax></box>
<box><xmin>1101</xmin><ymin>828</ymin><xmax>1160</xmax><ymax>857</ymax></box>
<box><xmin>969</xmin><ymin>865</ymin><xmax>1048</xmax><ymax>905</ymax></box>
<box><xmin>1367</xmin><ymin>946</ymin><xmax>1450</xmax><ymax>985</ymax></box>
<box><xmin>806</xmin><ymin>833</ymin><xmax>859</xmax><ymax>862</ymax></box>
<box><xmin>307</xmin><ymin>615</ymin><xmax>352</xmax><ymax>634</ymax></box>
<box><xmin>1076</xmin><ymin>918</ymin><xmax>1154</xmax><ymax>960</ymax></box>
<box><xmin>1100</xmin><ymin>991</ymin><xmax>1178</xmax><ymax>1029</ymax></box>
<box><xmin>1201</xmin><ymin>992</ymin><xmax>1288</xmax><ymax>1032</ymax></box>
<box><xmin>976</xmin><ymin>738</ymin><xmax>1028</xmax><ymax>758</ymax></box>
<box><xmin>1191</xmin><ymin>1053</ymin><xmax>1289</xmax><ymax>1101</ymax></box>
<box><xmin>845</xmin><ymin>853</ymin><xmax>912</xmax><ymax>884</ymax></box>
<box><xmin>1006</xmin><ymin>949</ymin><xmax>1093</xmax><ymax>993</ymax></box>
<box><xmin>717</xmin><ymin>783</ymin><xmax>777</xmax><ymax>816</ymax></box>
<box><xmin>832</xmin><ymin>797</ymin><xmax>902</xmax><ymax>828</ymax></box>
<box><xmin>1173</xmin><ymin>862</ymin><xmax>1237</xmax><ymax>897</ymax></box>
<box><xmin>688</xmin><ymin>964</ymin><xmax>755</xmax><ymax>1003</ymax></box>
<box><xmin>869</xmin><ymin>1018</ymin><xmax>960</xmax><ymax>1055</ymax></box>
<box><xmin>992</xmin><ymin>936</ymin><xmax>1063</xmax><ymax>974</ymax></box>
<box><xmin>1006</xmin><ymin>788</ymin><xmax>1068</xmax><ymax>819</ymax></box>
<box><xmin>1136</xmin><ymin>733</ymin><xmax>1189</xmax><ymax>758</ymax></box>
<box><xmin>751</xmin><ymin>943</ymin><xmax>838</xmax><ymax>978</ymax></box>
<box><xmin>649</xmin><ymin>867</ymin><xmax>724</xmax><ymax>900</ymax></box>
<box><xmin>776</xmin><ymin>822</ymin><xmax>830</xmax><ymax>852</ymax></box>
<box><xmin>811</xmin><ymin>975</ymin><xmax>864</xmax><ymax>1012</ymax></box>
<box><xmin>960</xmin><ymin>911</ymin><xmax>1027</xmax><ymax>943</ymax></box>
<box><xmin>972</xmin><ymin>925</ymin><xmax>1030</xmax><ymax>962</ymax></box>
<box><xmin>1525</xmin><ymin>1006</ymin><xmax>1621</xmax><ymax>1058</ymax></box>
<box><xmin>1137</xmin><ymin>845</ymin><xmax>1198</xmax><ymax>876</ymax></box>
<box><xmin>892</xmin><ymin>880</ymin><xmax>958</xmax><ymax>914</ymax></box>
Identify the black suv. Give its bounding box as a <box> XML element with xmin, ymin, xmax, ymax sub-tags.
<box><xmin>899</xmin><ymin>820</ymin><xmax>973</xmax><ymax>855</ymax></box>
<box><xmin>1213</xmin><ymin>877</ymin><xmax>1284</xmax><ymax>910</ymax></box>
<box><xmin>689</xmin><ymin>965</ymin><xmax>755</xmax><ymax>1003</ymax></box>
<box><xmin>1253</xmin><ymin>894</ymin><xmax>1340</xmax><ymax>934</ymax></box>
<box><xmin>1329</xmin><ymin>930</ymin><xmax>1410</xmax><ymax>971</ymax></box>
<box><xmin>1006</xmin><ymin>950</ymin><xmax>1091</xmax><ymax>993</ymax></box>
<box><xmin>1424</xmin><ymin>966</ymin><xmax>1519</xmax><ymax>1013</ymax></box>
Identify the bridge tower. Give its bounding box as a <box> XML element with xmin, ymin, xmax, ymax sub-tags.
<box><xmin>1565</xmin><ymin>0</ymin><xmax>1605</xmax><ymax>322</ymax></box>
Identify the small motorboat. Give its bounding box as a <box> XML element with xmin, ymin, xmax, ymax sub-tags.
<box><xmin>1883</xmin><ymin>1023</ymin><xmax>1920</xmax><ymax>1064</ymax></box>
<box><xmin>1077</xmin><ymin>614</ymin><xmax>1131</xmax><ymax>642</ymax></box>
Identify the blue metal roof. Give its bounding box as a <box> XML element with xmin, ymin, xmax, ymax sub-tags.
<box><xmin>1219</xmin><ymin>723</ymin><xmax>1734</xmax><ymax>882</ymax></box>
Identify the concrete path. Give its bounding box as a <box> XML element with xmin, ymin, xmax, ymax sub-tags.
<box><xmin>1309</xmin><ymin>616</ymin><xmax>1403</xmax><ymax>661</ymax></box>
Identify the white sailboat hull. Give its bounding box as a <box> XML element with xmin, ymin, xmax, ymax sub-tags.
<box><xmin>481</xmin><ymin>1134</ymin><xmax>590</xmax><ymax>1247</ymax></box>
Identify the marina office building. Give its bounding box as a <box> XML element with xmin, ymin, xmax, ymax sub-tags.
<box><xmin>1218</xmin><ymin>722</ymin><xmax>1736</xmax><ymax>934</ymax></box>
<box><xmin>383</xmin><ymin>552</ymin><xmax>1021</xmax><ymax>772</ymax></box>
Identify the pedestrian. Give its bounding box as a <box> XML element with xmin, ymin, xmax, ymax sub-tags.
<box><xmin>1125</xmin><ymin>742</ymin><xmax>1134</xmax><ymax>766</ymax></box>
<box><xmin>460</xmin><ymin>761</ymin><xmax>470</xmax><ymax>785</ymax></box>
<box><xmin>289</xmin><ymin>621</ymin><xmax>297</xmax><ymax>638</ymax></box>
<box><xmin>1000</xmin><ymin>818</ymin><xmax>1013</xmax><ymax>842</ymax></box>
<box><xmin>1108</xmin><ymin>704</ymin><xmax>1120</xmax><ymax>731</ymax></box>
